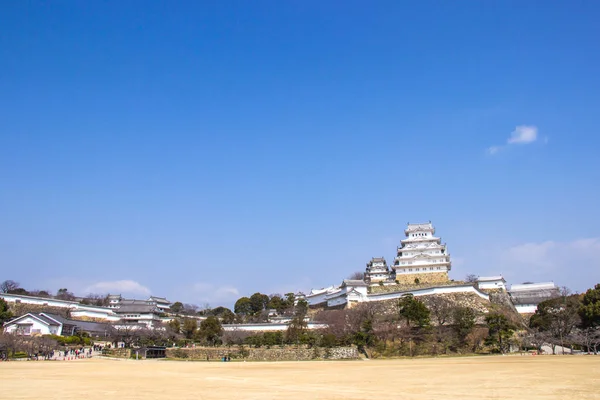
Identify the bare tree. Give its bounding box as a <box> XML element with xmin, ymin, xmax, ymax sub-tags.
<box><xmin>198</xmin><ymin>303</ymin><xmax>211</xmax><ymax>315</ymax></box>
<box><xmin>314</xmin><ymin>309</ymin><xmax>352</xmax><ymax>339</ymax></box>
<box><xmin>81</xmin><ymin>294</ymin><xmax>109</xmax><ymax>307</ymax></box>
<box><xmin>347</xmin><ymin>271</ymin><xmax>365</xmax><ymax>281</ymax></box>
<box><xmin>55</xmin><ymin>288</ymin><xmax>75</xmax><ymax>301</ymax></box>
<box><xmin>465</xmin><ymin>274</ymin><xmax>478</xmax><ymax>283</ymax></box>
<box><xmin>222</xmin><ymin>329</ymin><xmax>251</xmax><ymax>346</ymax></box>
<box><xmin>426</xmin><ymin>296</ymin><xmax>453</xmax><ymax>326</ymax></box>
<box><xmin>525</xmin><ymin>329</ymin><xmax>551</xmax><ymax>353</ymax></box>
<box><xmin>0</xmin><ymin>280</ymin><xmax>20</xmax><ymax>293</ymax></box>
<box><xmin>107</xmin><ymin>325</ymin><xmax>141</xmax><ymax>348</ymax></box>
<box><xmin>28</xmin><ymin>290</ymin><xmax>52</xmax><ymax>298</ymax></box>
<box><xmin>569</xmin><ymin>327</ymin><xmax>600</xmax><ymax>355</ymax></box>
<box><xmin>183</xmin><ymin>303</ymin><xmax>199</xmax><ymax>315</ymax></box>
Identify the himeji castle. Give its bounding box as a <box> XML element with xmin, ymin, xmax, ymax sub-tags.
<box><xmin>304</xmin><ymin>220</ymin><xmax>561</xmax><ymax>313</ymax></box>
<box><xmin>363</xmin><ymin>222</ymin><xmax>452</xmax><ymax>285</ymax></box>
<box><xmin>306</xmin><ymin>221</ymin><xmax>483</xmax><ymax>308</ymax></box>
<box><xmin>391</xmin><ymin>222</ymin><xmax>452</xmax><ymax>285</ymax></box>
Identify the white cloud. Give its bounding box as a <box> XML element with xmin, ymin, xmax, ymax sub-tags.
<box><xmin>508</xmin><ymin>125</ymin><xmax>538</xmax><ymax>144</ymax></box>
<box><xmin>85</xmin><ymin>280</ymin><xmax>151</xmax><ymax>296</ymax></box>
<box><xmin>487</xmin><ymin>146</ymin><xmax>501</xmax><ymax>155</ymax></box>
<box><xmin>498</xmin><ymin>238</ymin><xmax>600</xmax><ymax>291</ymax></box>
<box><xmin>487</xmin><ymin>125</ymin><xmax>540</xmax><ymax>155</ymax></box>
<box><xmin>191</xmin><ymin>283</ymin><xmax>240</xmax><ymax>305</ymax></box>
<box><xmin>506</xmin><ymin>240</ymin><xmax>556</xmax><ymax>268</ymax></box>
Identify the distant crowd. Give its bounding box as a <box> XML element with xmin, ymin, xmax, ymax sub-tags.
<box><xmin>0</xmin><ymin>345</ymin><xmax>106</xmax><ymax>361</ymax></box>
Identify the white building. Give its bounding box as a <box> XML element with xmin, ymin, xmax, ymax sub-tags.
<box><xmin>222</xmin><ymin>322</ymin><xmax>328</xmax><ymax>332</ymax></box>
<box><xmin>148</xmin><ymin>296</ymin><xmax>171</xmax><ymax>312</ymax></box>
<box><xmin>365</xmin><ymin>257</ymin><xmax>392</xmax><ymax>284</ymax></box>
<box><xmin>3</xmin><ymin>313</ymin><xmax>63</xmax><ymax>336</ymax></box>
<box><xmin>113</xmin><ymin>302</ymin><xmax>163</xmax><ymax>328</ymax></box>
<box><xmin>0</xmin><ymin>293</ymin><xmax>120</xmax><ymax>321</ymax></box>
<box><xmin>509</xmin><ymin>282</ymin><xmax>560</xmax><ymax>314</ymax></box>
<box><xmin>305</xmin><ymin>280</ymin><xmax>369</xmax><ymax>308</ymax></box>
<box><xmin>107</xmin><ymin>294</ymin><xmax>122</xmax><ymax>308</ymax></box>
<box><xmin>477</xmin><ymin>276</ymin><xmax>507</xmax><ymax>290</ymax></box>
<box><xmin>107</xmin><ymin>294</ymin><xmax>171</xmax><ymax>312</ymax></box>
<box><xmin>392</xmin><ymin>222</ymin><xmax>451</xmax><ymax>283</ymax></box>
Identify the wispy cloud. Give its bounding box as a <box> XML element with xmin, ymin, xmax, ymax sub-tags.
<box><xmin>508</xmin><ymin>125</ymin><xmax>538</xmax><ymax>144</ymax></box>
<box><xmin>191</xmin><ymin>282</ymin><xmax>240</xmax><ymax>306</ymax></box>
<box><xmin>487</xmin><ymin>125</ymin><xmax>540</xmax><ymax>155</ymax></box>
<box><xmin>85</xmin><ymin>280</ymin><xmax>151</xmax><ymax>296</ymax></box>
<box><xmin>498</xmin><ymin>238</ymin><xmax>600</xmax><ymax>290</ymax></box>
<box><xmin>487</xmin><ymin>146</ymin><xmax>501</xmax><ymax>155</ymax></box>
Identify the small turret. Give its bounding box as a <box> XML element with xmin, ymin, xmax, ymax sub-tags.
<box><xmin>364</xmin><ymin>257</ymin><xmax>391</xmax><ymax>284</ymax></box>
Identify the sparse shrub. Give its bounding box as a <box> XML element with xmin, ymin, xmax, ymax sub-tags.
<box><xmin>170</xmin><ymin>348</ymin><xmax>189</xmax><ymax>359</ymax></box>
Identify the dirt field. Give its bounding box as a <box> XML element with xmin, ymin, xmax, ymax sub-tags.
<box><xmin>1</xmin><ymin>356</ymin><xmax>599</xmax><ymax>399</ymax></box>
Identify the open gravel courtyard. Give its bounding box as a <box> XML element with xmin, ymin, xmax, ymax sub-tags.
<box><xmin>1</xmin><ymin>355</ymin><xmax>599</xmax><ymax>399</ymax></box>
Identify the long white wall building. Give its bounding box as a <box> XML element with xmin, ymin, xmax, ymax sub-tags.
<box><xmin>0</xmin><ymin>293</ymin><xmax>120</xmax><ymax>321</ymax></box>
<box><xmin>509</xmin><ymin>282</ymin><xmax>560</xmax><ymax>314</ymax></box>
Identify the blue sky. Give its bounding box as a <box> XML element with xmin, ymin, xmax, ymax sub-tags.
<box><xmin>1</xmin><ymin>1</ymin><xmax>599</xmax><ymax>306</ymax></box>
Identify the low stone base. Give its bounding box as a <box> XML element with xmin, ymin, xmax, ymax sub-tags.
<box><xmin>369</xmin><ymin>279</ymin><xmax>466</xmax><ymax>294</ymax></box>
<box><xmin>394</xmin><ymin>272</ymin><xmax>449</xmax><ymax>285</ymax></box>
<box><xmin>166</xmin><ymin>346</ymin><xmax>359</xmax><ymax>361</ymax></box>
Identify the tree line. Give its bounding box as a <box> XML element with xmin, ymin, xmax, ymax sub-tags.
<box><xmin>233</xmin><ymin>282</ymin><xmax>600</xmax><ymax>357</ymax></box>
<box><xmin>4</xmin><ymin>276</ymin><xmax>600</xmax><ymax>356</ymax></box>
<box><xmin>528</xmin><ymin>285</ymin><xmax>600</xmax><ymax>354</ymax></box>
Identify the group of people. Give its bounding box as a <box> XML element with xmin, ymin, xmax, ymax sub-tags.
<box><xmin>29</xmin><ymin>347</ymin><xmax>94</xmax><ymax>361</ymax></box>
<box><xmin>61</xmin><ymin>347</ymin><xmax>93</xmax><ymax>359</ymax></box>
<box><xmin>0</xmin><ymin>347</ymin><xmax>99</xmax><ymax>361</ymax></box>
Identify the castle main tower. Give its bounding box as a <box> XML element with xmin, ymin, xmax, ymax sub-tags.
<box><xmin>392</xmin><ymin>222</ymin><xmax>451</xmax><ymax>285</ymax></box>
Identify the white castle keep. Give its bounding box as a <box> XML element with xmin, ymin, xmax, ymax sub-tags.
<box><xmin>365</xmin><ymin>222</ymin><xmax>452</xmax><ymax>285</ymax></box>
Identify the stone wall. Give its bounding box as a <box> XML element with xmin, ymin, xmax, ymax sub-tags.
<box><xmin>393</xmin><ymin>272</ymin><xmax>449</xmax><ymax>285</ymax></box>
<box><xmin>166</xmin><ymin>346</ymin><xmax>359</xmax><ymax>361</ymax></box>
<box><xmin>486</xmin><ymin>289</ymin><xmax>518</xmax><ymax>311</ymax></box>
<box><xmin>102</xmin><ymin>348</ymin><xmax>132</xmax><ymax>358</ymax></box>
<box><xmin>370</xmin><ymin>279</ymin><xmax>465</xmax><ymax>294</ymax></box>
<box><xmin>367</xmin><ymin>292</ymin><xmax>492</xmax><ymax>323</ymax></box>
<box><xmin>8</xmin><ymin>303</ymin><xmax>70</xmax><ymax>318</ymax></box>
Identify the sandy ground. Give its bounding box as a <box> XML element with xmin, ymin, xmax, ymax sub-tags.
<box><xmin>1</xmin><ymin>356</ymin><xmax>599</xmax><ymax>400</ymax></box>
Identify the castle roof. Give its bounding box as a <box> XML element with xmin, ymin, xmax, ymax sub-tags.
<box><xmin>148</xmin><ymin>296</ymin><xmax>170</xmax><ymax>303</ymax></box>
<box><xmin>405</xmin><ymin>222</ymin><xmax>434</xmax><ymax>234</ymax></box>
<box><xmin>510</xmin><ymin>282</ymin><xmax>557</xmax><ymax>292</ymax></box>
<box><xmin>115</xmin><ymin>304</ymin><xmax>160</xmax><ymax>314</ymax></box>
<box><xmin>341</xmin><ymin>279</ymin><xmax>368</xmax><ymax>287</ymax></box>
<box><xmin>477</xmin><ymin>276</ymin><xmax>505</xmax><ymax>282</ymax></box>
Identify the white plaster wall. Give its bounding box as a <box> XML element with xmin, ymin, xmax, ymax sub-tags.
<box><xmin>3</xmin><ymin>316</ymin><xmax>56</xmax><ymax>335</ymax></box>
<box><xmin>222</xmin><ymin>322</ymin><xmax>327</xmax><ymax>332</ymax></box>
<box><xmin>479</xmin><ymin>281</ymin><xmax>506</xmax><ymax>290</ymax></box>
<box><xmin>306</xmin><ymin>292</ymin><xmax>329</xmax><ymax>306</ymax></box>
<box><xmin>515</xmin><ymin>304</ymin><xmax>538</xmax><ymax>314</ymax></box>
<box><xmin>0</xmin><ymin>293</ymin><xmax>119</xmax><ymax>321</ymax></box>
